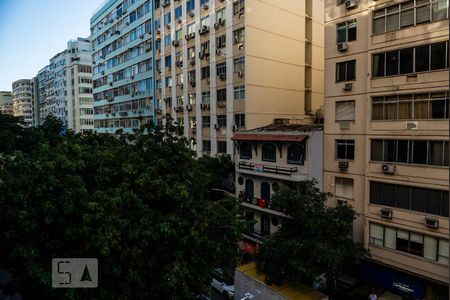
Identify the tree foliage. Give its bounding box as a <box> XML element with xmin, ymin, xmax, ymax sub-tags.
<box><xmin>256</xmin><ymin>180</ymin><xmax>367</xmax><ymax>289</ymax></box>
<box><xmin>0</xmin><ymin>115</ymin><xmax>246</xmax><ymax>299</ymax></box>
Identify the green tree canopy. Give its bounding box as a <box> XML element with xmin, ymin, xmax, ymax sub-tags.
<box><xmin>0</xmin><ymin>116</ymin><xmax>246</xmax><ymax>299</ymax></box>
<box><xmin>256</xmin><ymin>180</ymin><xmax>367</xmax><ymax>290</ymax></box>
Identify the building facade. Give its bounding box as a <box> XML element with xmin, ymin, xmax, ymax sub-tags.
<box><xmin>232</xmin><ymin>122</ymin><xmax>323</xmax><ymax>262</ymax></box>
<box><xmin>324</xmin><ymin>0</ymin><xmax>448</xmax><ymax>298</ymax></box>
<box><xmin>12</xmin><ymin>79</ymin><xmax>33</xmax><ymax>126</ymax></box>
<box><xmin>90</xmin><ymin>0</ymin><xmax>154</xmax><ymax>134</ymax></box>
<box><xmin>34</xmin><ymin>38</ymin><xmax>94</xmax><ymax>133</ymax></box>
<box><xmin>0</xmin><ymin>91</ymin><xmax>13</xmax><ymax>115</ymax></box>
<box><xmin>151</xmin><ymin>0</ymin><xmax>324</xmax><ymax>156</ymax></box>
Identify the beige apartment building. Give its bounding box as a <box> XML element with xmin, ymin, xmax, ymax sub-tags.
<box><xmin>154</xmin><ymin>0</ymin><xmax>324</xmax><ymax>156</ymax></box>
<box><xmin>324</xmin><ymin>0</ymin><xmax>448</xmax><ymax>299</ymax></box>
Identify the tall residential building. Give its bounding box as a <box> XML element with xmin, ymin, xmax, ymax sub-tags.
<box><xmin>0</xmin><ymin>91</ymin><xmax>13</xmax><ymax>115</ymax></box>
<box><xmin>90</xmin><ymin>0</ymin><xmax>154</xmax><ymax>134</ymax></box>
<box><xmin>324</xmin><ymin>0</ymin><xmax>448</xmax><ymax>298</ymax></box>
<box><xmin>12</xmin><ymin>79</ymin><xmax>33</xmax><ymax>126</ymax></box>
<box><xmin>154</xmin><ymin>0</ymin><xmax>324</xmax><ymax>156</ymax></box>
<box><xmin>35</xmin><ymin>38</ymin><xmax>94</xmax><ymax>133</ymax></box>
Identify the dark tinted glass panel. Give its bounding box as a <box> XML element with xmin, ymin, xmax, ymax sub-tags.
<box><xmin>384</xmin><ymin>140</ymin><xmax>397</xmax><ymax>162</ymax></box>
<box><xmin>397</xmin><ymin>140</ymin><xmax>409</xmax><ymax>163</ymax></box>
<box><xmin>442</xmin><ymin>191</ymin><xmax>449</xmax><ymax>217</ymax></box>
<box><xmin>396</xmin><ymin>237</ymin><xmax>410</xmax><ymax>253</ymax></box>
<box><xmin>373</xmin><ymin>54</ymin><xmax>385</xmax><ymax>77</ymax></box>
<box><xmin>399</xmin><ymin>48</ymin><xmax>414</xmax><ymax>74</ymax></box>
<box><xmin>370</xmin><ymin>182</ymin><xmax>383</xmax><ymax>205</ymax></box>
<box><xmin>371</xmin><ymin>140</ymin><xmax>384</xmax><ymax>161</ymax></box>
<box><xmin>426</xmin><ymin>190</ymin><xmax>442</xmax><ymax>215</ymax></box>
<box><xmin>409</xmin><ymin>241</ymin><xmax>423</xmax><ymax>256</ymax></box>
<box><xmin>386</xmin><ymin>51</ymin><xmax>399</xmax><ymax>76</ymax></box>
<box><xmin>444</xmin><ymin>142</ymin><xmax>449</xmax><ymax>166</ymax></box>
<box><xmin>347</xmin><ymin>60</ymin><xmax>356</xmax><ymax>80</ymax></box>
<box><xmin>411</xmin><ymin>187</ymin><xmax>426</xmax><ymax>212</ymax></box>
<box><xmin>431</xmin><ymin>99</ymin><xmax>446</xmax><ymax>118</ymax></box>
<box><xmin>347</xmin><ymin>142</ymin><xmax>355</xmax><ymax>159</ymax></box>
<box><xmin>336</xmin><ymin>63</ymin><xmax>346</xmax><ymax>82</ymax></box>
<box><xmin>396</xmin><ymin>185</ymin><xmax>410</xmax><ymax>209</ymax></box>
<box><xmin>348</xmin><ymin>25</ymin><xmax>356</xmax><ymax>41</ymax></box>
<box><xmin>431</xmin><ymin>42</ymin><xmax>446</xmax><ymax>70</ymax></box>
<box><xmin>412</xmin><ymin>140</ymin><xmax>427</xmax><ymax>164</ymax></box>
<box><xmin>382</xmin><ymin>183</ymin><xmax>396</xmax><ymax>206</ymax></box>
<box><xmin>415</xmin><ymin>45</ymin><xmax>430</xmax><ymax>72</ymax></box>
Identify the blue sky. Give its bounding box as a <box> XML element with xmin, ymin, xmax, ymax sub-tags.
<box><xmin>0</xmin><ymin>0</ymin><xmax>105</xmax><ymax>91</ymax></box>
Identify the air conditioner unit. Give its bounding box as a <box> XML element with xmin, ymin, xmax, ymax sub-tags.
<box><xmin>339</xmin><ymin>121</ymin><xmax>350</xmax><ymax>130</ymax></box>
<box><xmin>140</xmin><ymin>34</ymin><xmax>145</xmax><ymax>39</ymax></box>
<box><xmin>162</xmin><ymin>1</ymin><xmax>169</xmax><ymax>7</ymax></box>
<box><xmin>190</xmin><ymin>81</ymin><xmax>196</xmax><ymax>87</ymax></box>
<box><xmin>337</xmin><ymin>42</ymin><xmax>348</xmax><ymax>52</ymax></box>
<box><xmin>172</xmin><ymin>40</ymin><xmax>179</xmax><ymax>47</ymax></box>
<box><xmin>381</xmin><ymin>164</ymin><xmax>395</xmax><ymax>175</ymax></box>
<box><xmin>336</xmin><ymin>198</ymin><xmax>347</xmax><ymax>205</ymax></box>
<box><xmin>216</xmin><ymin>49</ymin><xmax>221</xmax><ymax>55</ymax></box>
<box><xmin>101</xmin><ymin>71</ymin><xmax>105</xmax><ymax>75</ymax></box>
<box><xmin>217</xmin><ymin>101</ymin><xmax>225</xmax><ymax>108</ymax></box>
<box><xmin>175</xmin><ymin>61</ymin><xmax>183</xmax><ymax>67</ymax></box>
<box><xmin>186</xmin><ymin>104</ymin><xmax>192</xmax><ymax>111</ymax></box>
<box><xmin>190</xmin><ymin>60</ymin><xmax>195</xmax><ymax>66</ymax></box>
<box><xmin>214</xmin><ymin>23</ymin><xmax>220</xmax><ymax>30</ymax></box>
<box><xmin>237</xmin><ymin>71</ymin><xmax>244</xmax><ymax>77</ymax></box>
<box><xmin>131</xmin><ymin>75</ymin><xmax>135</xmax><ymax>79</ymax></box>
<box><xmin>405</xmin><ymin>121</ymin><xmax>418</xmax><ymax>130</ymax></box>
<box><xmin>425</xmin><ymin>217</ymin><xmax>439</xmax><ymax>229</ymax></box>
<box><xmin>338</xmin><ymin>161</ymin><xmax>348</xmax><ymax>171</ymax></box>
<box><xmin>166</xmin><ymin>24</ymin><xmax>171</xmax><ymax>30</ymax></box>
<box><xmin>238</xmin><ymin>43</ymin><xmax>244</xmax><ymax>50</ymax></box>
<box><xmin>219</xmin><ymin>73</ymin><xmax>226</xmax><ymax>80</ymax></box>
<box><xmin>345</xmin><ymin>0</ymin><xmax>358</xmax><ymax>9</ymax></box>
<box><xmin>109</xmin><ymin>82</ymin><xmax>113</xmax><ymax>86</ymax></box>
<box><xmin>203</xmin><ymin>4</ymin><xmax>209</xmax><ymax>9</ymax></box>
<box><xmin>189</xmin><ymin>11</ymin><xmax>195</xmax><ymax>17</ymax></box>
<box><xmin>214</xmin><ymin>123</ymin><xmax>219</xmax><ymax>130</ymax></box>
<box><xmin>177</xmin><ymin>18</ymin><xmax>182</xmax><ymax>24</ymax></box>
<box><xmin>380</xmin><ymin>208</ymin><xmax>393</xmax><ymax>219</ymax></box>
<box><xmin>343</xmin><ymin>83</ymin><xmax>353</xmax><ymax>91</ymax></box>
<box><xmin>156</xmin><ymin>29</ymin><xmax>161</xmax><ymax>34</ymax></box>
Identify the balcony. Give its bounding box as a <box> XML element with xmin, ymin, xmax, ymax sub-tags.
<box><xmin>238</xmin><ymin>161</ymin><xmax>298</xmax><ymax>176</ymax></box>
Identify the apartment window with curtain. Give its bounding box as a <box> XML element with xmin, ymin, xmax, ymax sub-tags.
<box><xmin>201</xmin><ymin>66</ymin><xmax>210</xmax><ymax>79</ymax></box>
<box><xmin>373</xmin><ymin>0</ymin><xmax>448</xmax><ymax>35</ymax></box>
<box><xmin>369</xmin><ymin>223</ymin><xmax>449</xmax><ymax>265</ymax></box>
<box><xmin>335</xmin><ymin>177</ymin><xmax>354</xmax><ymax>199</ymax></box>
<box><xmin>372</xmin><ymin>41</ymin><xmax>449</xmax><ymax>78</ymax></box>
<box><xmin>216</xmin><ymin>8</ymin><xmax>226</xmax><ymax>22</ymax></box>
<box><xmin>202</xmin><ymin>140</ymin><xmax>211</xmax><ymax>152</ymax></box>
<box><xmin>372</xmin><ymin>92</ymin><xmax>449</xmax><ymax>120</ymax></box>
<box><xmin>336</xmin><ymin>60</ymin><xmax>356</xmax><ymax>82</ymax></box>
<box><xmin>336</xmin><ymin>100</ymin><xmax>355</xmax><ymax>121</ymax></box>
<box><xmin>337</xmin><ymin>19</ymin><xmax>357</xmax><ymax>43</ymax></box>
<box><xmin>233</xmin><ymin>28</ymin><xmax>245</xmax><ymax>44</ymax></box>
<box><xmin>202</xmin><ymin>116</ymin><xmax>210</xmax><ymax>127</ymax></box>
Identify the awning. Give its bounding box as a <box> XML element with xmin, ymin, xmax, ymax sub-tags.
<box><xmin>231</xmin><ymin>134</ymin><xmax>307</xmax><ymax>142</ymax></box>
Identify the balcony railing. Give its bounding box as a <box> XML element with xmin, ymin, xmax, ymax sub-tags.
<box><xmin>238</xmin><ymin>161</ymin><xmax>298</xmax><ymax>176</ymax></box>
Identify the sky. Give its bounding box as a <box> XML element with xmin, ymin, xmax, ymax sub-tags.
<box><xmin>0</xmin><ymin>0</ymin><xmax>105</xmax><ymax>91</ymax></box>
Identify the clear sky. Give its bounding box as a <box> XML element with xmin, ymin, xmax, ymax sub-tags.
<box><xmin>0</xmin><ymin>0</ymin><xmax>105</xmax><ymax>91</ymax></box>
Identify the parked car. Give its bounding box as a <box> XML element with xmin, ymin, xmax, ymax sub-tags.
<box><xmin>211</xmin><ymin>268</ymin><xmax>234</xmax><ymax>299</ymax></box>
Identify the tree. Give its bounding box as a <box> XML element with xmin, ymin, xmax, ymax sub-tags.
<box><xmin>256</xmin><ymin>180</ymin><xmax>367</xmax><ymax>294</ymax></box>
<box><xmin>0</xmin><ymin>117</ymin><xmax>247</xmax><ymax>299</ymax></box>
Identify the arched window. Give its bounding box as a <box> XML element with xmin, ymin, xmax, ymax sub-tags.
<box><xmin>261</xmin><ymin>182</ymin><xmax>271</xmax><ymax>201</ymax></box>
<box><xmin>240</xmin><ymin>142</ymin><xmax>252</xmax><ymax>159</ymax></box>
<box><xmin>262</xmin><ymin>143</ymin><xmax>276</xmax><ymax>162</ymax></box>
<box><xmin>287</xmin><ymin>144</ymin><xmax>305</xmax><ymax>165</ymax></box>
<box><xmin>245</xmin><ymin>179</ymin><xmax>254</xmax><ymax>199</ymax></box>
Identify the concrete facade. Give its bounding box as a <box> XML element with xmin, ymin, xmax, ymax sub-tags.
<box><xmin>12</xmin><ymin>79</ymin><xmax>33</xmax><ymax>126</ymax></box>
<box><xmin>0</xmin><ymin>91</ymin><xmax>13</xmax><ymax>115</ymax></box>
<box><xmin>324</xmin><ymin>0</ymin><xmax>448</xmax><ymax>298</ymax></box>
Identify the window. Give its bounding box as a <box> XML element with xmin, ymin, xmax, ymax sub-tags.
<box><xmin>287</xmin><ymin>144</ymin><xmax>305</xmax><ymax>165</ymax></box>
<box><xmin>234</xmin><ymin>114</ymin><xmax>245</xmax><ymax>127</ymax></box>
<box><xmin>369</xmin><ymin>181</ymin><xmax>449</xmax><ymax>217</ymax></box>
<box><xmin>187</xmin><ymin>23</ymin><xmax>195</xmax><ymax>35</ymax></box>
<box><xmin>217</xmin><ymin>141</ymin><xmax>227</xmax><ymax>153</ymax></box>
<box><xmin>216</xmin><ymin>8</ymin><xmax>226</xmax><ymax>22</ymax></box>
<box><xmin>165</xmin><ymin>34</ymin><xmax>171</xmax><ymax>46</ymax></box>
<box><xmin>175</xmin><ymin>6</ymin><xmax>182</xmax><ymax>19</ymax></box>
<box><xmin>187</xmin><ymin>0</ymin><xmax>195</xmax><ymax>12</ymax></box>
<box><xmin>234</xmin><ymin>85</ymin><xmax>245</xmax><ymax>99</ymax></box>
<box><xmin>165</xmin><ymin>55</ymin><xmax>172</xmax><ymax>68</ymax></box>
<box><xmin>233</xmin><ymin>28</ymin><xmax>245</xmax><ymax>44</ymax></box>
<box><xmin>202</xmin><ymin>91</ymin><xmax>210</xmax><ymax>104</ymax></box>
<box><xmin>203</xmin><ymin>140</ymin><xmax>211</xmax><ymax>152</ymax></box>
<box><xmin>373</xmin><ymin>0</ymin><xmax>448</xmax><ymax>35</ymax></box>
<box><xmin>245</xmin><ymin>179</ymin><xmax>254</xmax><ymax>198</ymax></box>
<box><xmin>234</xmin><ymin>57</ymin><xmax>245</xmax><ymax>73</ymax></box>
<box><xmin>217</xmin><ymin>115</ymin><xmax>227</xmax><ymax>127</ymax></box>
<box><xmin>337</xmin><ymin>19</ymin><xmax>357</xmax><ymax>43</ymax></box>
<box><xmin>164</xmin><ymin>12</ymin><xmax>171</xmax><ymax>26</ymax></box>
<box><xmin>335</xmin><ymin>177</ymin><xmax>354</xmax><ymax>199</ymax></box>
<box><xmin>240</xmin><ymin>142</ymin><xmax>252</xmax><ymax>159</ymax></box>
<box><xmin>262</xmin><ymin>143</ymin><xmax>276</xmax><ymax>162</ymax></box>
<box><xmin>372</xmin><ymin>92</ymin><xmax>449</xmax><ymax>120</ymax></box>
<box><xmin>217</xmin><ymin>62</ymin><xmax>227</xmax><ymax>77</ymax></box>
<box><xmin>336</xmin><ymin>100</ymin><xmax>355</xmax><ymax>121</ymax></box>
<box><xmin>165</xmin><ymin>76</ymin><xmax>172</xmax><ymax>88</ymax></box>
<box><xmin>233</xmin><ymin>0</ymin><xmax>245</xmax><ymax>15</ymax></box>
<box><xmin>217</xmin><ymin>89</ymin><xmax>226</xmax><ymax>102</ymax></box>
<box><xmin>371</xmin><ymin>139</ymin><xmax>449</xmax><ymax>167</ymax></box>
<box><xmin>336</xmin><ymin>60</ymin><xmax>356</xmax><ymax>82</ymax></box>
<box><xmin>336</xmin><ymin>139</ymin><xmax>355</xmax><ymax>160</ymax></box>
<box><xmin>201</xmin><ymin>66</ymin><xmax>210</xmax><ymax>79</ymax></box>
<box><xmin>372</xmin><ymin>41</ymin><xmax>449</xmax><ymax>78</ymax></box>
<box><xmin>202</xmin><ymin>116</ymin><xmax>210</xmax><ymax>127</ymax></box>
<box><xmin>369</xmin><ymin>223</ymin><xmax>384</xmax><ymax>246</ymax></box>
<box><xmin>216</xmin><ymin>35</ymin><xmax>226</xmax><ymax>49</ymax></box>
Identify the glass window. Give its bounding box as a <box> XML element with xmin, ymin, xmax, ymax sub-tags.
<box><xmin>382</xmin><ymin>183</ymin><xmax>396</xmax><ymax>207</ymax></box>
<box><xmin>400</xmin><ymin>1</ymin><xmax>415</xmax><ymax>28</ymax></box>
<box><xmin>432</xmin><ymin>0</ymin><xmax>448</xmax><ymax>21</ymax></box>
<box><xmin>336</xmin><ymin>100</ymin><xmax>355</xmax><ymax>121</ymax></box>
<box><xmin>336</xmin><ymin>139</ymin><xmax>355</xmax><ymax>160</ymax></box>
<box><xmin>415</xmin><ymin>45</ymin><xmax>430</xmax><ymax>72</ymax></box>
<box><xmin>369</xmin><ymin>223</ymin><xmax>384</xmax><ymax>246</ymax></box>
<box><xmin>335</xmin><ymin>177</ymin><xmax>354</xmax><ymax>199</ymax></box>
<box><xmin>287</xmin><ymin>144</ymin><xmax>305</xmax><ymax>165</ymax></box>
<box><xmin>371</xmin><ymin>140</ymin><xmax>384</xmax><ymax>161</ymax></box>
<box><xmin>399</xmin><ymin>48</ymin><xmax>414</xmax><ymax>74</ymax></box>
<box><xmin>412</xmin><ymin>140</ymin><xmax>428</xmax><ymax>164</ymax></box>
<box><xmin>411</xmin><ymin>187</ymin><xmax>426</xmax><ymax>212</ymax></box>
<box><xmin>336</xmin><ymin>60</ymin><xmax>356</xmax><ymax>82</ymax></box>
<box><xmin>240</xmin><ymin>142</ymin><xmax>252</xmax><ymax>159</ymax></box>
<box><xmin>386</xmin><ymin>6</ymin><xmax>400</xmax><ymax>32</ymax></box>
<box><xmin>217</xmin><ymin>141</ymin><xmax>227</xmax><ymax>154</ymax></box>
<box><xmin>372</xmin><ymin>54</ymin><xmax>385</xmax><ymax>77</ymax></box>
<box><xmin>424</xmin><ymin>236</ymin><xmax>437</xmax><ymax>260</ymax></box>
<box><xmin>396</xmin><ymin>185</ymin><xmax>410</xmax><ymax>209</ymax></box>
<box><xmin>386</xmin><ymin>51</ymin><xmax>399</xmax><ymax>76</ymax></box>
<box><xmin>262</xmin><ymin>143</ymin><xmax>276</xmax><ymax>162</ymax></box>
<box><xmin>431</xmin><ymin>42</ymin><xmax>447</xmax><ymax>70</ymax></box>
<box><xmin>385</xmin><ymin>227</ymin><xmax>397</xmax><ymax>249</ymax></box>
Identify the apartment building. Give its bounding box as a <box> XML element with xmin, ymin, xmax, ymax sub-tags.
<box><xmin>34</xmin><ymin>38</ymin><xmax>94</xmax><ymax>133</ymax></box>
<box><xmin>12</xmin><ymin>79</ymin><xmax>33</xmax><ymax>126</ymax></box>
<box><xmin>153</xmin><ymin>0</ymin><xmax>324</xmax><ymax>156</ymax></box>
<box><xmin>232</xmin><ymin>121</ymin><xmax>323</xmax><ymax>262</ymax></box>
<box><xmin>90</xmin><ymin>0</ymin><xmax>153</xmax><ymax>134</ymax></box>
<box><xmin>0</xmin><ymin>91</ymin><xmax>13</xmax><ymax>115</ymax></box>
<box><xmin>324</xmin><ymin>0</ymin><xmax>448</xmax><ymax>298</ymax></box>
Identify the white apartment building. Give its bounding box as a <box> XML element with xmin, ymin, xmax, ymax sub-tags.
<box><xmin>12</xmin><ymin>79</ymin><xmax>33</xmax><ymax>126</ymax></box>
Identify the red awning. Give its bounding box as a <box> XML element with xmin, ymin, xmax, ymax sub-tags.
<box><xmin>231</xmin><ymin>133</ymin><xmax>306</xmax><ymax>142</ymax></box>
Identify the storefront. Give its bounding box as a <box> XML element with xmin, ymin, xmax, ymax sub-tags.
<box><xmin>238</xmin><ymin>239</ymin><xmax>258</xmax><ymax>264</ymax></box>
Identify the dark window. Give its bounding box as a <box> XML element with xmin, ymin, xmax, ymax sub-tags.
<box><xmin>262</xmin><ymin>143</ymin><xmax>276</xmax><ymax>162</ymax></box>
<box><xmin>240</xmin><ymin>142</ymin><xmax>252</xmax><ymax>159</ymax></box>
<box><xmin>396</xmin><ymin>185</ymin><xmax>410</xmax><ymax>209</ymax></box>
<box><xmin>370</xmin><ymin>182</ymin><xmax>383</xmax><ymax>205</ymax></box>
<box><xmin>386</xmin><ymin>51</ymin><xmax>399</xmax><ymax>76</ymax></box>
<box><xmin>412</xmin><ymin>140</ymin><xmax>427</xmax><ymax>164</ymax></box>
<box><xmin>260</xmin><ymin>215</ymin><xmax>270</xmax><ymax>236</ymax></box>
<box><xmin>201</xmin><ymin>66</ymin><xmax>210</xmax><ymax>79</ymax></box>
<box><xmin>287</xmin><ymin>144</ymin><xmax>305</xmax><ymax>165</ymax></box>
<box><xmin>371</xmin><ymin>139</ymin><xmax>384</xmax><ymax>161</ymax></box>
<box><xmin>202</xmin><ymin>140</ymin><xmax>211</xmax><ymax>152</ymax></box>
<box><xmin>245</xmin><ymin>179</ymin><xmax>254</xmax><ymax>199</ymax></box>
<box><xmin>217</xmin><ymin>89</ymin><xmax>227</xmax><ymax>102</ymax></box>
<box><xmin>397</xmin><ymin>140</ymin><xmax>409</xmax><ymax>163</ymax></box>
<box><xmin>382</xmin><ymin>183</ymin><xmax>396</xmax><ymax>207</ymax></box>
<box><xmin>384</xmin><ymin>140</ymin><xmax>397</xmax><ymax>162</ymax></box>
<box><xmin>261</xmin><ymin>182</ymin><xmax>271</xmax><ymax>201</ymax></box>
<box><xmin>399</xmin><ymin>48</ymin><xmax>414</xmax><ymax>74</ymax></box>
<box><xmin>336</xmin><ymin>60</ymin><xmax>356</xmax><ymax>82</ymax></box>
<box><xmin>431</xmin><ymin>42</ymin><xmax>447</xmax><ymax>70</ymax></box>
<box><xmin>217</xmin><ymin>141</ymin><xmax>227</xmax><ymax>153</ymax></box>
<box><xmin>411</xmin><ymin>187</ymin><xmax>426</xmax><ymax>212</ymax></box>
<box><xmin>372</xmin><ymin>54</ymin><xmax>385</xmax><ymax>77</ymax></box>
<box><xmin>415</xmin><ymin>45</ymin><xmax>430</xmax><ymax>72</ymax></box>
<box><xmin>426</xmin><ymin>190</ymin><xmax>442</xmax><ymax>215</ymax></box>
<box><xmin>336</xmin><ymin>139</ymin><xmax>355</xmax><ymax>160</ymax></box>
<box><xmin>442</xmin><ymin>191</ymin><xmax>449</xmax><ymax>217</ymax></box>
